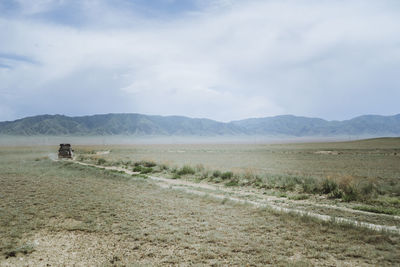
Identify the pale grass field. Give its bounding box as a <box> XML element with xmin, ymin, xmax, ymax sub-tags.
<box><xmin>76</xmin><ymin>138</ymin><xmax>400</xmax><ymax>180</ymax></box>
<box><xmin>81</xmin><ymin>138</ymin><xmax>399</xmax><ymax>224</ymax></box>
<box><xmin>1</xmin><ymin>145</ymin><xmax>400</xmax><ymax>266</ymax></box>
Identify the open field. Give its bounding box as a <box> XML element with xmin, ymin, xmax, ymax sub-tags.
<box><xmin>1</xmin><ymin>139</ymin><xmax>400</xmax><ymax>265</ymax></box>
<box><xmin>76</xmin><ymin>137</ymin><xmax>400</xmax><ymax>180</ymax></box>
<box><xmin>76</xmin><ymin>138</ymin><xmax>400</xmax><ymax>208</ymax></box>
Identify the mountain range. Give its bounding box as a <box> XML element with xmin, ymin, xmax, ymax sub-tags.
<box><xmin>0</xmin><ymin>113</ymin><xmax>399</xmax><ymax>137</ymax></box>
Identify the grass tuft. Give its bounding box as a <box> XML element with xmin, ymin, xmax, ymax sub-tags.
<box><xmin>177</xmin><ymin>165</ymin><xmax>196</xmax><ymax>175</ymax></box>
<box><xmin>134</xmin><ymin>160</ymin><xmax>156</xmax><ymax>168</ymax></box>
<box><xmin>353</xmin><ymin>205</ymin><xmax>400</xmax><ymax>216</ymax></box>
<box><xmin>221</xmin><ymin>171</ymin><xmax>233</xmax><ymax>180</ymax></box>
<box><xmin>289</xmin><ymin>194</ymin><xmax>310</xmax><ymax>200</ymax></box>
<box><xmin>225</xmin><ymin>179</ymin><xmax>239</xmax><ymax>187</ymax></box>
<box><xmin>97</xmin><ymin>158</ymin><xmax>107</xmax><ymax>165</ymax></box>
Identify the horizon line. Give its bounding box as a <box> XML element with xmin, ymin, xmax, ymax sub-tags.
<box><xmin>2</xmin><ymin>112</ymin><xmax>400</xmax><ymax>124</ymax></box>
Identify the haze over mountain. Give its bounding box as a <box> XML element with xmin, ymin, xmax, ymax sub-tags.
<box><xmin>0</xmin><ymin>113</ymin><xmax>399</xmax><ymax>137</ymax></box>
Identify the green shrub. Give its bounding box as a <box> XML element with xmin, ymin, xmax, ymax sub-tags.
<box><xmin>321</xmin><ymin>178</ymin><xmax>338</xmax><ymax>194</ymax></box>
<box><xmin>221</xmin><ymin>171</ymin><xmax>233</xmax><ymax>180</ymax></box>
<box><xmin>302</xmin><ymin>177</ymin><xmax>319</xmax><ymax>193</ymax></box>
<box><xmin>177</xmin><ymin>165</ymin><xmax>196</xmax><ymax>175</ymax></box>
<box><xmin>212</xmin><ymin>170</ymin><xmax>222</xmax><ymax>178</ymax></box>
<box><xmin>225</xmin><ymin>180</ymin><xmax>239</xmax><ymax>186</ymax></box>
<box><xmin>342</xmin><ymin>185</ymin><xmax>358</xmax><ymax>202</ymax></box>
<box><xmin>330</xmin><ymin>189</ymin><xmax>343</xmax><ymax>199</ymax></box>
<box><xmin>97</xmin><ymin>158</ymin><xmax>106</xmax><ymax>165</ymax></box>
<box><xmin>254</xmin><ymin>176</ymin><xmax>265</xmax><ymax>188</ymax></box>
<box><xmin>289</xmin><ymin>194</ymin><xmax>309</xmax><ymax>200</ymax></box>
<box><xmin>144</xmin><ymin>161</ymin><xmax>156</xmax><ymax>168</ymax></box>
<box><xmin>140</xmin><ymin>167</ymin><xmax>153</xmax><ymax>174</ymax></box>
<box><xmin>134</xmin><ymin>161</ymin><xmax>156</xmax><ymax>168</ymax></box>
<box><xmin>133</xmin><ymin>166</ymin><xmax>153</xmax><ymax>174</ymax></box>
<box><xmin>262</xmin><ymin>175</ymin><xmax>277</xmax><ymax>189</ymax></box>
<box><xmin>278</xmin><ymin>192</ymin><xmax>287</xmax><ymax>198</ymax></box>
<box><xmin>133</xmin><ymin>166</ymin><xmax>142</xmax><ymax>172</ymax></box>
<box><xmin>280</xmin><ymin>176</ymin><xmax>301</xmax><ymax>191</ymax></box>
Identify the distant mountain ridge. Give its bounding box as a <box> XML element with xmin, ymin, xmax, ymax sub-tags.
<box><xmin>231</xmin><ymin>114</ymin><xmax>400</xmax><ymax>136</ymax></box>
<box><xmin>0</xmin><ymin>113</ymin><xmax>399</xmax><ymax>137</ymax></box>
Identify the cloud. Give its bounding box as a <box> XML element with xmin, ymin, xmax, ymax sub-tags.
<box><xmin>0</xmin><ymin>0</ymin><xmax>399</xmax><ymax>121</ymax></box>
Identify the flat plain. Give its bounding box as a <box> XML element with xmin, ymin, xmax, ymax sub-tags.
<box><xmin>1</xmin><ymin>138</ymin><xmax>399</xmax><ymax>266</ymax></box>
<box><xmin>84</xmin><ymin>137</ymin><xmax>400</xmax><ymax>179</ymax></box>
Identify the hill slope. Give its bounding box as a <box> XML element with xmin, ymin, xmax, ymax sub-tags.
<box><xmin>231</xmin><ymin>114</ymin><xmax>400</xmax><ymax>136</ymax></box>
<box><xmin>0</xmin><ymin>114</ymin><xmax>244</xmax><ymax>136</ymax></box>
<box><xmin>0</xmin><ymin>113</ymin><xmax>399</xmax><ymax>136</ymax></box>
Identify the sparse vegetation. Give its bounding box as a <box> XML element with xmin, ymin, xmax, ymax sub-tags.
<box><xmin>140</xmin><ymin>167</ymin><xmax>153</xmax><ymax>174</ymax></box>
<box><xmin>97</xmin><ymin>158</ymin><xmax>107</xmax><ymax>165</ymax></box>
<box><xmin>131</xmin><ymin>173</ymin><xmax>148</xmax><ymax>179</ymax></box>
<box><xmin>132</xmin><ymin>165</ymin><xmax>153</xmax><ymax>174</ymax></box>
<box><xmin>75</xmin><ymin>141</ymin><xmax>400</xmax><ymax>206</ymax></box>
<box><xmin>134</xmin><ymin>160</ymin><xmax>156</xmax><ymax>168</ymax></box>
<box><xmin>212</xmin><ymin>170</ymin><xmax>222</xmax><ymax>178</ymax></box>
<box><xmin>289</xmin><ymin>194</ymin><xmax>310</xmax><ymax>200</ymax></box>
<box><xmin>177</xmin><ymin>165</ymin><xmax>196</xmax><ymax>175</ymax></box>
<box><xmin>225</xmin><ymin>179</ymin><xmax>239</xmax><ymax>187</ymax></box>
<box><xmin>172</xmin><ymin>173</ymin><xmax>181</xmax><ymax>179</ymax></box>
<box><xmin>221</xmin><ymin>171</ymin><xmax>233</xmax><ymax>180</ymax></box>
<box><xmin>132</xmin><ymin>165</ymin><xmax>142</xmax><ymax>172</ymax></box>
<box><xmin>353</xmin><ymin>205</ymin><xmax>400</xmax><ymax>216</ymax></box>
<box><xmin>1</xmin><ymin>143</ymin><xmax>400</xmax><ymax>265</ymax></box>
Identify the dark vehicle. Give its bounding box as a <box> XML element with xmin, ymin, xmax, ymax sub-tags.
<box><xmin>58</xmin><ymin>144</ymin><xmax>74</xmax><ymax>159</ymax></box>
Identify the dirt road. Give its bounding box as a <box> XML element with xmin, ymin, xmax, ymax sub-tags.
<box><xmin>54</xmin><ymin>156</ymin><xmax>400</xmax><ymax>234</ymax></box>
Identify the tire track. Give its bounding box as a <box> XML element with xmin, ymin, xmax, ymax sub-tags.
<box><xmin>51</xmin><ymin>156</ymin><xmax>400</xmax><ymax>234</ymax></box>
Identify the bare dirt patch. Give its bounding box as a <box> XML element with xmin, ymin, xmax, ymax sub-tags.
<box><xmin>2</xmin><ymin>231</ymin><xmax>121</xmax><ymax>267</ymax></box>
<box><xmin>96</xmin><ymin>150</ymin><xmax>110</xmax><ymax>155</ymax></box>
<box><xmin>314</xmin><ymin>150</ymin><xmax>340</xmax><ymax>155</ymax></box>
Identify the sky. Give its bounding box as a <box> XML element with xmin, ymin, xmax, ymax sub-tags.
<box><xmin>0</xmin><ymin>0</ymin><xmax>399</xmax><ymax>122</ymax></box>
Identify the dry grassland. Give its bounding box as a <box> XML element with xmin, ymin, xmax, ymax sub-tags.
<box><xmin>76</xmin><ymin>138</ymin><xmax>400</xmax><ymax>211</ymax></box>
<box><xmin>0</xmin><ymin>144</ymin><xmax>399</xmax><ymax>266</ymax></box>
<box><xmin>76</xmin><ymin>138</ymin><xmax>400</xmax><ymax>182</ymax></box>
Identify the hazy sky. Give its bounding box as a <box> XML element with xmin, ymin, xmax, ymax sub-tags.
<box><xmin>1</xmin><ymin>0</ymin><xmax>399</xmax><ymax>122</ymax></box>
